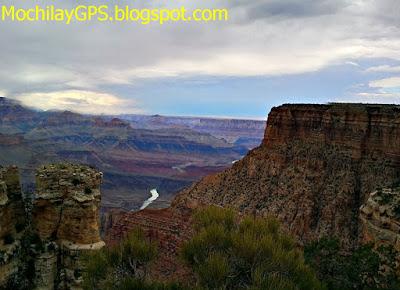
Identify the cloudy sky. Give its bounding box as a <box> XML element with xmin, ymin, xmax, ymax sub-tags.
<box><xmin>1</xmin><ymin>0</ymin><xmax>400</xmax><ymax>118</ymax></box>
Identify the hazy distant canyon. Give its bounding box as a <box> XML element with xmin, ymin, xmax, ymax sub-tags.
<box><xmin>0</xmin><ymin>97</ymin><xmax>265</xmax><ymax>212</ymax></box>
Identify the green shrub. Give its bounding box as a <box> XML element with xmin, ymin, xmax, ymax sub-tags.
<box><xmin>3</xmin><ymin>233</ymin><xmax>14</xmax><ymax>245</ymax></box>
<box><xmin>394</xmin><ymin>204</ymin><xmax>400</xmax><ymax>219</ymax></box>
<box><xmin>392</xmin><ymin>179</ymin><xmax>400</xmax><ymax>189</ymax></box>
<box><xmin>72</xmin><ymin>178</ymin><xmax>80</xmax><ymax>186</ymax></box>
<box><xmin>380</xmin><ymin>193</ymin><xmax>393</xmax><ymax>205</ymax></box>
<box><xmin>0</xmin><ymin>250</ymin><xmax>5</xmax><ymax>264</ymax></box>
<box><xmin>182</xmin><ymin>206</ymin><xmax>323</xmax><ymax>290</ymax></box>
<box><xmin>84</xmin><ymin>187</ymin><xmax>92</xmax><ymax>194</ymax></box>
<box><xmin>15</xmin><ymin>222</ymin><xmax>25</xmax><ymax>233</ymax></box>
<box><xmin>82</xmin><ymin>228</ymin><xmax>159</xmax><ymax>290</ymax></box>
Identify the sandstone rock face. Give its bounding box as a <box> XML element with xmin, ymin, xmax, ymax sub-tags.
<box><xmin>34</xmin><ymin>164</ymin><xmax>103</xmax><ymax>244</ymax></box>
<box><xmin>33</xmin><ymin>163</ymin><xmax>105</xmax><ymax>290</ymax></box>
<box><xmin>173</xmin><ymin>104</ymin><xmax>400</xmax><ymax>247</ymax></box>
<box><xmin>0</xmin><ymin>166</ymin><xmax>26</xmax><ymax>286</ymax></box>
<box><xmin>360</xmin><ymin>186</ymin><xmax>400</xmax><ymax>272</ymax></box>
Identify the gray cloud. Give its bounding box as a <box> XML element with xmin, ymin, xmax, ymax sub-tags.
<box><xmin>1</xmin><ymin>0</ymin><xmax>400</xmax><ymax>113</ymax></box>
<box><xmin>244</xmin><ymin>0</ymin><xmax>348</xmax><ymax>20</ymax></box>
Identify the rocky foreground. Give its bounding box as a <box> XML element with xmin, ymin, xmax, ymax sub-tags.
<box><xmin>0</xmin><ymin>163</ymin><xmax>104</xmax><ymax>289</ymax></box>
<box><xmin>107</xmin><ymin>103</ymin><xmax>400</xmax><ymax>281</ymax></box>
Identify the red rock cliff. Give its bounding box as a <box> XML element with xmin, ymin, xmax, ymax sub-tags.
<box><xmin>173</xmin><ymin>104</ymin><xmax>400</xmax><ymax>247</ymax></box>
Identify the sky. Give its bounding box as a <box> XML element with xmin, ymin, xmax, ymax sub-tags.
<box><xmin>1</xmin><ymin>0</ymin><xmax>400</xmax><ymax>119</ymax></box>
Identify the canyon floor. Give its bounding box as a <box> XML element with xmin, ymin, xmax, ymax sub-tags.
<box><xmin>0</xmin><ymin>97</ymin><xmax>265</xmax><ymax>213</ymax></box>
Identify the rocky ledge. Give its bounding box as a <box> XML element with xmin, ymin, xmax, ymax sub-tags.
<box><xmin>360</xmin><ymin>185</ymin><xmax>400</xmax><ymax>273</ymax></box>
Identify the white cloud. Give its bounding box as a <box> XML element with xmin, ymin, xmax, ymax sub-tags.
<box><xmin>345</xmin><ymin>61</ymin><xmax>360</xmax><ymax>67</ymax></box>
<box><xmin>365</xmin><ymin>65</ymin><xmax>400</xmax><ymax>73</ymax></box>
<box><xmin>335</xmin><ymin>92</ymin><xmax>400</xmax><ymax>104</ymax></box>
<box><xmin>369</xmin><ymin>77</ymin><xmax>400</xmax><ymax>88</ymax></box>
<box><xmin>13</xmin><ymin>90</ymin><xmax>142</xmax><ymax>115</ymax></box>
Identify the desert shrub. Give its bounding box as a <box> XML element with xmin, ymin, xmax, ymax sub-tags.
<box><xmin>392</xmin><ymin>179</ymin><xmax>400</xmax><ymax>189</ymax></box>
<box><xmin>72</xmin><ymin>178</ymin><xmax>80</xmax><ymax>186</ymax></box>
<box><xmin>394</xmin><ymin>204</ymin><xmax>400</xmax><ymax>219</ymax></box>
<box><xmin>380</xmin><ymin>192</ymin><xmax>393</xmax><ymax>205</ymax></box>
<box><xmin>3</xmin><ymin>233</ymin><xmax>14</xmax><ymax>245</ymax></box>
<box><xmin>305</xmin><ymin>237</ymin><xmax>400</xmax><ymax>290</ymax></box>
<box><xmin>0</xmin><ymin>251</ymin><xmax>5</xmax><ymax>264</ymax></box>
<box><xmin>84</xmin><ymin>187</ymin><xmax>92</xmax><ymax>194</ymax></box>
<box><xmin>82</xmin><ymin>227</ymin><xmax>166</xmax><ymax>290</ymax></box>
<box><xmin>15</xmin><ymin>222</ymin><xmax>25</xmax><ymax>233</ymax></box>
<box><xmin>181</xmin><ymin>206</ymin><xmax>323</xmax><ymax>290</ymax></box>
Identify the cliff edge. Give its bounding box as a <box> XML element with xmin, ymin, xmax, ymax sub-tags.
<box><xmin>173</xmin><ymin>104</ymin><xmax>400</xmax><ymax>247</ymax></box>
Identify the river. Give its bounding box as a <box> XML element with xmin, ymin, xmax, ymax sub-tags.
<box><xmin>140</xmin><ymin>188</ymin><xmax>160</xmax><ymax>210</ymax></box>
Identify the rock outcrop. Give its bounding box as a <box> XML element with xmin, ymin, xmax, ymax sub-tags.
<box><xmin>0</xmin><ymin>163</ymin><xmax>105</xmax><ymax>289</ymax></box>
<box><xmin>173</xmin><ymin>104</ymin><xmax>400</xmax><ymax>247</ymax></box>
<box><xmin>360</xmin><ymin>185</ymin><xmax>400</xmax><ymax>273</ymax></box>
<box><xmin>33</xmin><ymin>163</ymin><xmax>105</xmax><ymax>289</ymax></box>
<box><xmin>0</xmin><ymin>166</ymin><xmax>26</xmax><ymax>286</ymax></box>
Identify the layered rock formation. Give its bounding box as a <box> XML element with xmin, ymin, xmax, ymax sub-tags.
<box><xmin>173</xmin><ymin>104</ymin><xmax>400</xmax><ymax>247</ymax></box>
<box><xmin>0</xmin><ymin>166</ymin><xmax>26</xmax><ymax>286</ymax></box>
<box><xmin>0</xmin><ymin>97</ymin><xmax>253</xmax><ymax>212</ymax></box>
<box><xmin>33</xmin><ymin>163</ymin><xmax>105</xmax><ymax>289</ymax></box>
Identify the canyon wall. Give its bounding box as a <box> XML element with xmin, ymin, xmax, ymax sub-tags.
<box><xmin>173</xmin><ymin>104</ymin><xmax>400</xmax><ymax>247</ymax></box>
<box><xmin>0</xmin><ymin>166</ymin><xmax>26</xmax><ymax>286</ymax></box>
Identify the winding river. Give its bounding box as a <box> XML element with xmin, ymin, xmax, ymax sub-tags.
<box><xmin>140</xmin><ymin>188</ymin><xmax>160</xmax><ymax>210</ymax></box>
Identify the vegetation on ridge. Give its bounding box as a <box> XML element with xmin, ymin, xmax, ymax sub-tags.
<box><xmin>83</xmin><ymin>206</ymin><xmax>323</xmax><ymax>290</ymax></box>
<box><xmin>181</xmin><ymin>206</ymin><xmax>323</xmax><ymax>290</ymax></box>
<box><xmin>83</xmin><ymin>206</ymin><xmax>400</xmax><ymax>290</ymax></box>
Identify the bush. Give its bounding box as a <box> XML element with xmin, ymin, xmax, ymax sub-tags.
<box><xmin>394</xmin><ymin>204</ymin><xmax>400</xmax><ymax>219</ymax></box>
<box><xmin>181</xmin><ymin>206</ymin><xmax>323</xmax><ymax>290</ymax></box>
<box><xmin>72</xmin><ymin>178</ymin><xmax>80</xmax><ymax>186</ymax></box>
<box><xmin>84</xmin><ymin>187</ymin><xmax>92</xmax><ymax>194</ymax></box>
<box><xmin>3</xmin><ymin>233</ymin><xmax>14</xmax><ymax>245</ymax></box>
<box><xmin>82</xmin><ymin>228</ymin><xmax>159</xmax><ymax>290</ymax></box>
<box><xmin>392</xmin><ymin>179</ymin><xmax>400</xmax><ymax>189</ymax></box>
<box><xmin>15</xmin><ymin>222</ymin><xmax>25</xmax><ymax>233</ymax></box>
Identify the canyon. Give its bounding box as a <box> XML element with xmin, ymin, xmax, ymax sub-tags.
<box><xmin>0</xmin><ymin>97</ymin><xmax>265</xmax><ymax>212</ymax></box>
<box><xmin>172</xmin><ymin>104</ymin><xmax>400</xmax><ymax>246</ymax></box>
<box><xmin>107</xmin><ymin>103</ymin><xmax>400</xmax><ymax>281</ymax></box>
<box><xmin>2</xmin><ymin>101</ymin><xmax>400</xmax><ymax>287</ymax></box>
